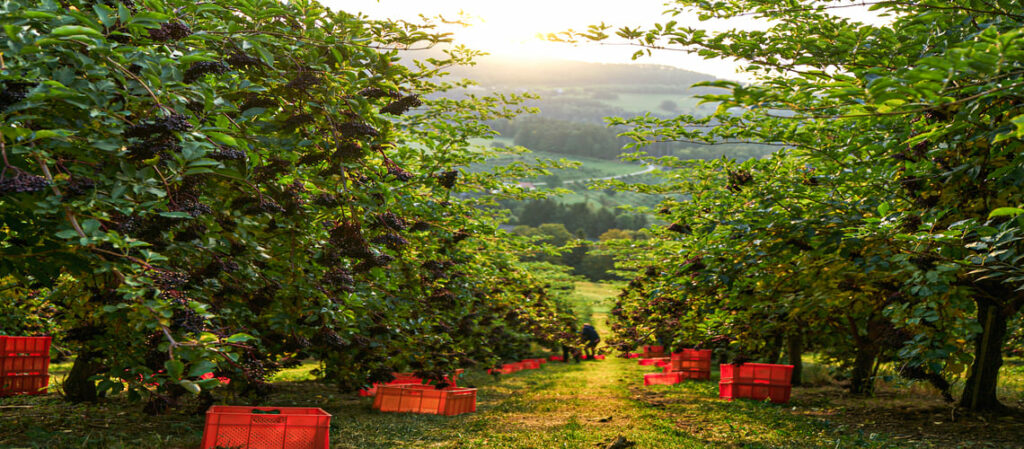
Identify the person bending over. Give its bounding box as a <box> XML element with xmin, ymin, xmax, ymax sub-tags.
<box><xmin>581</xmin><ymin>323</ymin><xmax>600</xmax><ymax>359</ymax></box>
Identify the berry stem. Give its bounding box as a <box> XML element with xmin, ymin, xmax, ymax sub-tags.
<box><xmin>35</xmin><ymin>153</ymin><xmax>87</xmax><ymax>239</ymax></box>
<box><xmin>104</xmin><ymin>56</ymin><xmax>171</xmax><ymax>113</ymax></box>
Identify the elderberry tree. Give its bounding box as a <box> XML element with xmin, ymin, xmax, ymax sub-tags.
<box><xmin>570</xmin><ymin>0</ymin><xmax>1024</xmax><ymax>411</ymax></box>
<box><xmin>0</xmin><ymin>0</ymin><xmax>579</xmax><ymax>408</ymax></box>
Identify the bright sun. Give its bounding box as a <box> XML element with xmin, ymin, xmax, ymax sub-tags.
<box><xmin>327</xmin><ymin>0</ymin><xmax>888</xmax><ymax>80</ymax></box>
<box><xmin>330</xmin><ymin>0</ymin><xmax>669</xmax><ymax>61</ymax></box>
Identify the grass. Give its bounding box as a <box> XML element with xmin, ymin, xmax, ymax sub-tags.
<box><xmin>468</xmin><ymin>149</ymin><xmax>645</xmax><ymax>183</ymax></box>
<box><xmin>3</xmin><ymin>283</ymin><xmax>1023</xmax><ymax>448</ymax></box>
<box><xmin>599</xmin><ymin>93</ymin><xmax>712</xmax><ymax>116</ymax></box>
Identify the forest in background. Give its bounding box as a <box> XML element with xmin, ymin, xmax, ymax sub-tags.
<box><xmin>451</xmin><ymin>58</ymin><xmax>775</xmax><ymax>280</ymax></box>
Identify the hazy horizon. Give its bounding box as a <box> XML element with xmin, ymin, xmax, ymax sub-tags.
<box><xmin>327</xmin><ymin>0</ymin><xmax>890</xmax><ymax>82</ymax></box>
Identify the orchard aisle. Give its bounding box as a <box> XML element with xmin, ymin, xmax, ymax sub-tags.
<box><xmin>331</xmin><ymin>306</ymin><xmax>700</xmax><ymax>448</ymax></box>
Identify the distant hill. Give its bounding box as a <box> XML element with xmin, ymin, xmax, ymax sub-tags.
<box><xmin>441</xmin><ymin>56</ymin><xmax>718</xmax><ymax>92</ymax></box>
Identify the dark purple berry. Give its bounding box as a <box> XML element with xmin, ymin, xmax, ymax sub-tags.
<box><xmin>0</xmin><ymin>173</ymin><xmax>49</xmax><ymax>195</ymax></box>
<box><xmin>379</xmin><ymin>95</ymin><xmax>422</xmax><ymax>115</ymax></box>
<box><xmin>183</xmin><ymin>61</ymin><xmax>228</xmax><ymax>83</ymax></box>
<box><xmin>149</xmin><ymin>21</ymin><xmax>192</xmax><ymax>42</ymax></box>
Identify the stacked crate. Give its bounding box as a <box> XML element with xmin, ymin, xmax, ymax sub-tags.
<box><xmin>719</xmin><ymin>363</ymin><xmax>794</xmax><ymax>404</ymax></box>
<box><xmin>0</xmin><ymin>336</ymin><xmax>51</xmax><ymax>397</ymax></box>
<box><xmin>664</xmin><ymin>349</ymin><xmax>712</xmax><ymax>380</ymax></box>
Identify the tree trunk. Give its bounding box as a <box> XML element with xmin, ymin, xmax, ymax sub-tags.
<box><xmin>787</xmin><ymin>332</ymin><xmax>804</xmax><ymax>387</ymax></box>
<box><xmin>766</xmin><ymin>333</ymin><xmax>783</xmax><ymax>364</ymax></box>
<box><xmin>850</xmin><ymin>343</ymin><xmax>878</xmax><ymax>396</ymax></box>
<box><xmin>959</xmin><ymin>299</ymin><xmax>1009</xmax><ymax>412</ymax></box>
<box><xmin>64</xmin><ymin>350</ymin><xmax>99</xmax><ymax>403</ymax></box>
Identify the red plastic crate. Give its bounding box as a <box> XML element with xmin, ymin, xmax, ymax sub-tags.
<box><xmin>489</xmin><ymin>363</ymin><xmax>523</xmax><ymax>375</ymax></box>
<box><xmin>521</xmin><ymin>360</ymin><xmax>541</xmax><ymax>370</ymax></box>
<box><xmin>638</xmin><ymin>357</ymin><xmax>669</xmax><ymax>366</ymax></box>
<box><xmin>1</xmin><ymin>375</ymin><xmax>49</xmax><ymax>397</ymax></box>
<box><xmin>662</xmin><ymin>365</ymin><xmax>711</xmax><ymax>380</ymax></box>
<box><xmin>548</xmin><ymin>355</ymin><xmax>564</xmax><ymax>362</ymax></box>
<box><xmin>719</xmin><ymin>382</ymin><xmax>792</xmax><ymax>403</ymax></box>
<box><xmin>720</xmin><ymin>363</ymin><xmax>793</xmax><ymax>385</ymax></box>
<box><xmin>359</xmin><ymin>369</ymin><xmax>465</xmax><ymax>396</ymax></box>
<box><xmin>644</xmin><ymin>372</ymin><xmax>682</xmax><ymax>386</ymax></box>
<box><xmin>667</xmin><ymin>349</ymin><xmax>711</xmax><ymax>379</ymax></box>
<box><xmin>200</xmin><ymin>406</ymin><xmax>331</xmax><ymax>449</ymax></box>
<box><xmin>671</xmin><ymin>349</ymin><xmax>711</xmax><ymax>362</ymax></box>
<box><xmin>627</xmin><ymin>353</ymin><xmax>641</xmax><ymax>359</ymax></box>
<box><xmin>0</xmin><ymin>336</ymin><xmax>52</xmax><ymax>396</ymax></box>
<box><xmin>718</xmin><ymin>363</ymin><xmax>793</xmax><ymax>404</ymax></box>
<box><xmin>373</xmin><ymin>384</ymin><xmax>476</xmax><ymax>416</ymax></box>
<box><xmin>641</xmin><ymin>345</ymin><xmax>666</xmax><ymax>357</ymax></box>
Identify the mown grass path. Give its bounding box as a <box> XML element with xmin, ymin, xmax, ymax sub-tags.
<box><xmin>4</xmin><ymin>282</ymin><xmax>1022</xmax><ymax>448</ymax></box>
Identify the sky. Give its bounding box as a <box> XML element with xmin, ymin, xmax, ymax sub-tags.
<box><xmin>325</xmin><ymin>1</ymin><xmax>888</xmax><ymax>81</ymax></box>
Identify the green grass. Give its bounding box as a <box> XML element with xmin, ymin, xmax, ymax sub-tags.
<box><xmin>468</xmin><ymin>149</ymin><xmax>645</xmax><ymax>183</ymax></box>
<box><xmin>599</xmin><ymin>93</ymin><xmax>712</xmax><ymax>115</ymax></box>
<box><xmin>3</xmin><ymin>288</ymin><xmax>1024</xmax><ymax>448</ymax></box>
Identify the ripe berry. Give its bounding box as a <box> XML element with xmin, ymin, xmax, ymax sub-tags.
<box><xmin>149</xmin><ymin>21</ymin><xmax>192</xmax><ymax>42</ymax></box>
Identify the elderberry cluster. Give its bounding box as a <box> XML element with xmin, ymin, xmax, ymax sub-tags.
<box><xmin>285</xmin><ymin>72</ymin><xmax>321</xmax><ymax>91</ymax></box>
<box><xmin>226</xmin><ymin>52</ymin><xmax>261</xmax><ymax>68</ymax></box>
<box><xmin>372</xmin><ymin>233</ymin><xmax>409</xmax><ymax>249</ymax></box>
<box><xmin>329</xmin><ymin>222</ymin><xmax>371</xmax><ymax>258</ymax></box>
<box><xmin>64</xmin><ymin>176</ymin><xmax>97</xmax><ymax>197</ymax></box>
<box><xmin>312</xmin><ymin>193</ymin><xmax>340</xmax><ymax>207</ymax></box>
<box><xmin>726</xmin><ymin>169</ymin><xmax>753</xmax><ymax>192</ymax></box>
<box><xmin>0</xmin><ymin>173</ymin><xmax>49</xmax><ymax>196</ymax></box>
<box><xmin>409</xmin><ymin>221</ymin><xmax>431</xmax><ymax>232</ymax></box>
<box><xmin>152</xmin><ymin>271</ymin><xmax>189</xmax><ymax>289</ymax></box>
<box><xmin>239</xmin><ymin>95</ymin><xmax>278</xmax><ymax>111</ymax></box>
<box><xmin>210</xmin><ymin>148</ymin><xmax>245</xmax><ymax>161</ymax></box>
<box><xmin>387</xmin><ymin>166</ymin><xmax>413</xmax><ymax>182</ymax></box>
<box><xmin>149</xmin><ymin>21</ymin><xmax>192</xmax><ymax>42</ymax></box>
<box><xmin>436</xmin><ymin>170</ymin><xmax>458</xmax><ymax>189</ymax></box>
<box><xmin>321</xmin><ymin>268</ymin><xmax>355</xmax><ymax>292</ymax></box>
<box><xmin>338</xmin><ymin>121</ymin><xmax>379</xmax><ymax>138</ymax></box>
<box><xmin>172</xmin><ymin>199</ymin><xmax>213</xmax><ymax>217</ymax></box>
<box><xmin>0</xmin><ymin>81</ymin><xmax>33</xmax><ymax>112</ymax></box>
<box><xmin>183</xmin><ymin>61</ymin><xmax>228</xmax><ymax>83</ymax></box>
<box><xmin>333</xmin><ymin>141</ymin><xmax>364</xmax><ymax>161</ymax></box>
<box><xmin>666</xmin><ymin>222</ymin><xmax>691</xmax><ymax>234</ymax></box>
<box><xmin>376</xmin><ymin>212</ymin><xmax>407</xmax><ymax>231</ymax></box>
<box><xmin>379</xmin><ymin>95</ymin><xmax>422</xmax><ymax>115</ymax></box>
<box><xmin>354</xmin><ymin>254</ymin><xmax>393</xmax><ymax>272</ymax></box>
<box><xmin>316</xmin><ymin>328</ymin><xmax>349</xmax><ymax>349</ymax></box>
<box><xmin>125</xmin><ymin>114</ymin><xmax>192</xmax><ymax>139</ymax></box>
<box><xmin>358</xmin><ymin>87</ymin><xmax>398</xmax><ymax>99</ymax></box>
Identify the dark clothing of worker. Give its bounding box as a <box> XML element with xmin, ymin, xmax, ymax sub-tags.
<box><xmin>581</xmin><ymin>324</ymin><xmax>600</xmax><ymax>359</ymax></box>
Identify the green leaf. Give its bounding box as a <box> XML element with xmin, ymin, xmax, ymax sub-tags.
<box><xmin>164</xmin><ymin>360</ymin><xmax>185</xmax><ymax>379</ymax></box>
<box><xmin>187</xmin><ymin>360</ymin><xmax>217</xmax><ymax>377</ymax></box>
<box><xmin>93</xmin><ymin>4</ymin><xmax>115</xmax><ymax>28</ymax></box>
<box><xmin>179</xmin><ymin>54</ymin><xmax>215</xmax><ymax>65</ymax></box>
<box><xmin>206</xmin><ymin>132</ymin><xmax>238</xmax><ymax>147</ymax></box>
<box><xmin>989</xmin><ymin>207</ymin><xmax>1024</xmax><ymax>219</ymax></box>
<box><xmin>225</xmin><ymin>333</ymin><xmax>255</xmax><ymax>343</ymax></box>
<box><xmin>877</xmin><ymin>203</ymin><xmax>890</xmax><ymax>217</ymax></box>
<box><xmin>158</xmin><ymin>211</ymin><xmax>193</xmax><ymax>218</ymax></box>
<box><xmin>51</xmin><ymin>25</ymin><xmax>104</xmax><ymax>38</ymax></box>
<box><xmin>55</xmin><ymin>229</ymin><xmax>80</xmax><ymax>239</ymax></box>
<box><xmin>178</xmin><ymin>379</ymin><xmax>201</xmax><ymax>394</ymax></box>
<box><xmin>81</xmin><ymin>219</ymin><xmax>101</xmax><ymax>235</ymax></box>
<box><xmin>23</xmin><ymin>11</ymin><xmax>58</xmax><ymax>19</ymax></box>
